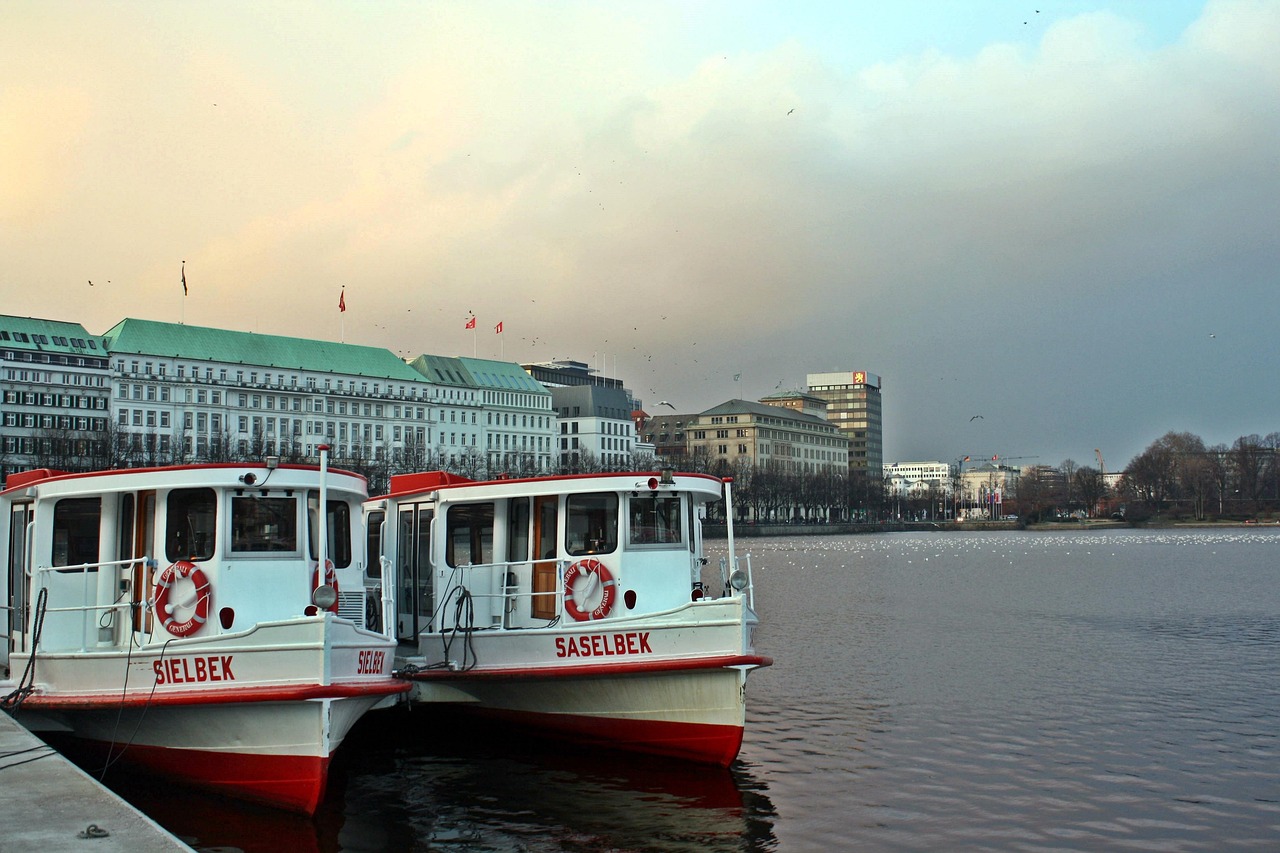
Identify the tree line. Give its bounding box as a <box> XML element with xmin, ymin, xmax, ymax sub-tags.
<box><xmin>8</xmin><ymin>423</ymin><xmax>1277</xmax><ymax>523</ymax></box>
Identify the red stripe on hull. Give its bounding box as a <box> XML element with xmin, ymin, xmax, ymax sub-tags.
<box><xmin>68</xmin><ymin>737</ymin><xmax>330</xmax><ymax>815</ymax></box>
<box><xmin>18</xmin><ymin>679</ymin><xmax>410</xmax><ymax>710</ymax></box>
<box><xmin>467</xmin><ymin>707</ymin><xmax>745</xmax><ymax>767</ymax></box>
<box><xmin>409</xmin><ymin>654</ymin><xmax>772</xmax><ymax>682</ymax></box>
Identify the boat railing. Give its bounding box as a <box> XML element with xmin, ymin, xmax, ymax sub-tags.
<box><xmin>443</xmin><ymin>559</ymin><xmax>563</xmax><ymax>630</ymax></box>
<box><xmin>32</xmin><ymin>556</ymin><xmax>152</xmax><ymax>653</ymax></box>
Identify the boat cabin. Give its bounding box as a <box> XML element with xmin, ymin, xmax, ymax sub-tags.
<box><xmin>2</xmin><ymin>461</ymin><xmax>370</xmax><ymax>674</ymax></box>
<box><xmin>364</xmin><ymin>471</ymin><xmax>724</xmax><ymax>645</ymax></box>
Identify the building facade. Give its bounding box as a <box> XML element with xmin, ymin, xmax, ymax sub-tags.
<box><xmin>459</xmin><ymin>357</ymin><xmax>554</xmax><ymax>474</ymax></box>
<box><xmin>103</xmin><ymin>318</ymin><xmax>435</xmax><ymax>466</ymax></box>
<box><xmin>884</xmin><ymin>460</ymin><xmax>953</xmax><ymax>497</ymax></box>
<box><xmin>686</xmin><ymin>399</ymin><xmax>848</xmax><ymax>474</ymax></box>
<box><xmin>805</xmin><ymin>371</ymin><xmax>884</xmax><ymax>477</ymax></box>
<box><xmin>550</xmin><ymin>384</ymin><xmax>635</xmax><ymax>471</ymax></box>
<box><xmin>0</xmin><ymin>316</ymin><xmax>112</xmax><ymax>479</ymax></box>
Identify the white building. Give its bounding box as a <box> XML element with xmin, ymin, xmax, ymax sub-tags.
<box><xmin>884</xmin><ymin>460</ymin><xmax>953</xmax><ymax>497</ymax></box>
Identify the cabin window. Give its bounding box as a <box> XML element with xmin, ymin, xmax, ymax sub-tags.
<box><xmin>565</xmin><ymin>493</ymin><xmax>618</xmax><ymax>556</ymax></box>
<box><xmin>365</xmin><ymin>509</ymin><xmax>384</xmax><ymax>580</ymax></box>
<box><xmin>307</xmin><ymin>495</ymin><xmax>352</xmax><ymax>569</ymax></box>
<box><xmin>231</xmin><ymin>496</ymin><xmax>298</xmax><ymax>553</ymax></box>
<box><xmin>446</xmin><ymin>503</ymin><xmax>494</xmax><ymax>567</ymax></box>
<box><xmin>53</xmin><ymin>499</ymin><xmax>101</xmax><ymax>570</ymax></box>
<box><xmin>627</xmin><ymin>494</ymin><xmax>683</xmax><ymax>546</ymax></box>
<box><xmin>507</xmin><ymin>498</ymin><xmax>530</xmax><ymax>562</ymax></box>
<box><xmin>166</xmin><ymin>489</ymin><xmax>216</xmax><ymax>562</ymax></box>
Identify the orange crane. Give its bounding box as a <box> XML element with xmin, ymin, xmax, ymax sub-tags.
<box><xmin>1095</xmin><ymin>448</ymin><xmax>1105</xmax><ymax>475</ymax></box>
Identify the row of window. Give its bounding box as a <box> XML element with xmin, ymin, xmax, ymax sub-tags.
<box><xmin>2</xmin><ymin>390</ymin><xmax>107</xmax><ymax>409</ymax></box>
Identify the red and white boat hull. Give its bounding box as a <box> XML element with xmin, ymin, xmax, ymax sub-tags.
<box><xmin>405</xmin><ymin>598</ymin><xmax>769</xmax><ymax>765</ymax></box>
<box><xmin>11</xmin><ymin>618</ymin><xmax>406</xmax><ymax>813</ymax></box>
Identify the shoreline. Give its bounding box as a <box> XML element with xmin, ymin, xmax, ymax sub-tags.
<box><xmin>705</xmin><ymin>518</ymin><xmax>1277</xmax><ymax>538</ymax></box>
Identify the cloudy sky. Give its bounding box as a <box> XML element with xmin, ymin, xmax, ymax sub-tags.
<box><xmin>4</xmin><ymin>1</ymin><xmax>1276</xmax><ymax>470</ymax></box>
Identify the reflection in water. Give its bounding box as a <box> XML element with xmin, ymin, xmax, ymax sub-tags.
<box><xmin>106</xmin><ymin>706</ymin><xmax>778</xmax><ymax>853</ymax></box>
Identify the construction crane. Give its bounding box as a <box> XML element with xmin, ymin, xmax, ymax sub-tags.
<box><xmin>1095</xmin><ymin>448</ymin><xmax>1105</xmax><ymax>475</ymax></box>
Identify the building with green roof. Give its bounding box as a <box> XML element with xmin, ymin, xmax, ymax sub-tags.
<box><xmin>1</xmin><ymin>315</ymin><xmax>112</xmax><ymax>479</ymax></box>
<box><xmin>406</xmin><ymin>355</ymin><xmax>554</xmax><ymax>474</ymax></box>
<box><xmin>102</xmin><ymin>318</ymin><xmax>434</xmax><ymax>465</ymax></box>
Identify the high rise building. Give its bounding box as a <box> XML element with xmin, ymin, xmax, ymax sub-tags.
<box><xmin>805</xmin><ymin>371</ymin><xmax>884</xmax><ymax>477</ymax></box>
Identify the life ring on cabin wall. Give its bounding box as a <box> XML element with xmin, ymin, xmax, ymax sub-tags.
<box><xmin>563</xmin><ymin>558</ymin><xmax>617</xmax><ymax>621</ymax></box>
<box><xmin>311</xmin><ymin>559</ymin><xmax>339</xmax><ymax>613</ymax></box>
<box><xmin>153</xmin><ymin>560</ymin><xmax>212</xmax><ymax>637</ymax></box>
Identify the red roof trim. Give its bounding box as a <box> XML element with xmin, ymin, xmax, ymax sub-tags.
<box><xmin>377</xmin><ymin>470</ymin><xmax>724</xmax><ymax>500</ymax></box>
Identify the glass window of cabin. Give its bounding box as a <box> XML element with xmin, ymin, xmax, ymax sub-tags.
<box><xmin>231</xmin><ymin>496</ymin><xmax>298</xmax><ymax>553</ymax></box>
<box><xmin>565</xmin><ymin>493</ymin><xmax>618</xmax><ymax>556</ymax></box>
<box><xmin>307</xmin><ymin>494</ymin><xmax>352</xmax><ymax>569</ymax></box>
<box><xmin>627</xmin><ymin>494</ymin><xmax>683</xmax><ymax>547</ymax></box>
<box><xmin>446</xmin><ymin>503</ymin><xmax>494</xmax><ymax>567</ymax></box>
<box><xmin>507</xmin><ymin>498</ymin><xmax>530</xmax><ymax>563</ymax></box>
<box><xmin>166</xmin><ymin>489</ymin><xmax>216</xmax><ymax>562</ymax></box>
<box><xmin>52</xmin><ymin>499</ymin><xmax>102</xmax><ymax>571</ymax></box>
<box><xmin>365</xmin><ymin>509</ymin><xmax>384</xmax><ymax>580</ymax></box>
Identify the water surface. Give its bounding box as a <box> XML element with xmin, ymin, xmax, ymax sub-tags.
<box><xmin>106</xmin><ymin>529</ymin><xmax>1280</xmax><ymax>851</ymax></box>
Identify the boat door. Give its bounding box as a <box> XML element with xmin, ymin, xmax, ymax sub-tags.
<box><xmin>531</xmin><ymin>495</ymin><xmax>558</xmax><ymax>619</ymax></box>
<box><xmin>125</xmin><ymin>491</ymin><xmax>156</xmax><ymax>635</ymax></box>
<box><xmin>5</xmin><ymin>501</ymin><xmax>32</xmax><ymax>668</ymax></box>
<box><xmin>395</xmin><ymin>502</ymin><xmax>434</xmax><ymax>642</ymax></box>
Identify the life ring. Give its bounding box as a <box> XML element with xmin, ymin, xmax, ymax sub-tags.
<box><xmin>154</xmin><ymin>560</ymin><xmax>212</xmax><ymax>637</ymax></box>
<box><xmin>563</xmin><ymin>558</ymin><xmax>617</xmax><ymax>621</ymax></box>
<box><xmin>311</xmin><ymin>559</ymin><xmax>339</xmax><ymax>613</ymax></box>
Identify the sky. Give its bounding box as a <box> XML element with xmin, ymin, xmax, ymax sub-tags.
<box><xmin>3</xmin><ymin>0</ymin><xmax>1277</xmax><ymax>472</ymax></box>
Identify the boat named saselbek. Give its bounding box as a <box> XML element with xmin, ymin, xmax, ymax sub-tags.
<box><xmin>366</xmin><ymin>469</ymin><xmax>770</xmax><ymax>765</ymax></box>
<box><xmin>0</xmin><ymin>449</ymin><xmax>407</xmax><ymax>814</ymax></box>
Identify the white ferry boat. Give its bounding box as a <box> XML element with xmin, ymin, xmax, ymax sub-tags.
<box><xmin>0</xmin><ymin>449</ymin><xmax>406</xmax><ymax>814</ymax></box>
<box><xmin>365</xmin><ymin>468</ymin><xmax>770</xmax><ymax>765</ymax></box>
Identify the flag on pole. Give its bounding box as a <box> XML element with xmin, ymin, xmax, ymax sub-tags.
<box><xmin>963</xmin><ymin>456</ymin><xmax>970</xmax><ymax>462</ymax></box>
<box><xmin>465</xmin><ymin>316</ymin><xmax>476</xmax><ymax>330</ymax></box>
<box><xmin>339</xmin><ymin>288</ymin><xmax>346</xmax><ymax>313</ymax></box>
<box><xmin>181</xmin><ymin>262</ymin><xmax>187</xmax><ymax>296</ymax></box>
<box><xmin>495</xmin><ymin>321</ymin><xmax>504</xmax><ymax>334</ymax></box>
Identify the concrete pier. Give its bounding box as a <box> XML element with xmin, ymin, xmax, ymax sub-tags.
<box><xmin>0</xmin><ymin>712</ymin><xmax>190</xmax><ymax>852</ymax></box>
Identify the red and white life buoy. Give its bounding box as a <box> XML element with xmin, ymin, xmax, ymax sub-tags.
<box><xmin>311</xmin><ymin>559</ymin><xmax>339</xmax><ymax>613</ymax></box>
<box><xmin>563</xmin><ymin>558</ymin><xmax>617</xmax><ymax>621</ymax></box>
<box><xmin>153</xmin><ymin>560</ymin><xmax>212</xmax><ymax>637</ymax></box>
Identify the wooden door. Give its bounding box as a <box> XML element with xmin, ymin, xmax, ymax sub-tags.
<box><xmin>531</xmin><ymin>496</ymin><xmax>558</xmax><ymax>619</ymax></box>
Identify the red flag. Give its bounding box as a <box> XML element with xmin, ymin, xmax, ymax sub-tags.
<box><xmin>339</xmin><ymin>289</ymin><xmax>346</xmax><ymax>313</ymax></box>
<box><xmin>963</xmin><ymin>456</ymin><xmax>970</xmax><ymax>462</ymax></box>
<box><xmin>465</xmin><ymin>316</ymin><xmax>476</xmax><ymax>330</ymax></box>
<box><xmin>495</xmin><ymin>321</ymin><xmax>503</xmax><ymax>334</ymax></box>
<box><xmin>992</xmin><ymin>454</ymin><xmax>998</xmax><ymax>461</ymax></box>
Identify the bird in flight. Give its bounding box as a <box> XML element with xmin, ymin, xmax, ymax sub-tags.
<box><xmin>657</xmin><ymin>401</ymin><xmax>676</xmax><ymax>409</ymax></box>
<box><xmin>970</xmin><ymin>415</ymin><xmax>984</xmax><ymax>421</ymax></box>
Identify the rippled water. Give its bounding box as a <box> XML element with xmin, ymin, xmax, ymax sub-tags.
<box><xmin>106</xmin><ymin>529</ymin><xmax>1280</xmax><ymax>851</ymax></box>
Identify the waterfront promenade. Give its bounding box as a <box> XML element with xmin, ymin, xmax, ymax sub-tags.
<box><xmin>0</xmin><ymin>712</ymin><xmax>191</xmax><ymax>851</ymax></box>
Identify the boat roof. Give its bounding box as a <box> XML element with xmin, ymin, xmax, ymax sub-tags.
<box><xmin>376</xmin><ymin>470</ymin><xmax>726</xmax><ymax>503</ymax></box>
<box><xmin>1</xmin><ymin>462</ymin><xmax>368</xmax><ymax>499</ymax></box>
